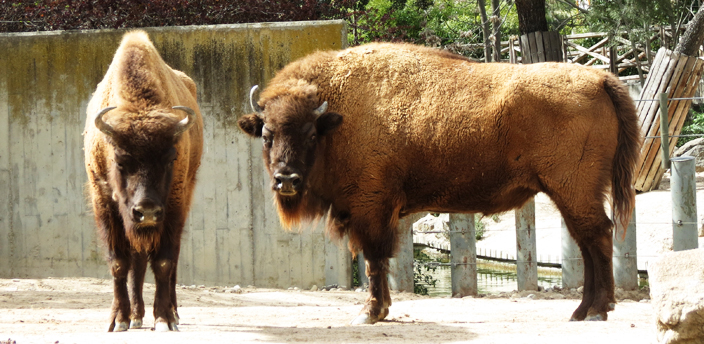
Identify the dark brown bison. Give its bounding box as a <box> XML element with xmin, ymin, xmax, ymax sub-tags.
<box><xmin>84</xmin><ymin>31</ymin><xmax>203</xmax><ymax>332</ymax></box>
<box><xmin>238</xmin><ymin>42</ymin><xmax>641</xmax><ymax>324</ymax></box>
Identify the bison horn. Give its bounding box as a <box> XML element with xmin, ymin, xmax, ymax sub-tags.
<box><xmin>172</xmin><ymin>106</ymin><xmax>197</xmax><ymax>136</ymax></box>
<box><xmin>250</xmin><ymin>85</ymin><xmax>263</xmax><ymax>114</ymax></box>
<box><xmin>94</xmin><ymin>106</ymin><xmax>117</xmax><ymax>137</ymax></box>
<box><xmin>313</xmin><ymin>101</ymin><xmax>328</xmax><ymax>116</ymax></box>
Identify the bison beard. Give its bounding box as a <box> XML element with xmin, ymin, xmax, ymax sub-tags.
<box><xmin>274</xmin><ymin>190</ymin><xmax>327</xmax><ymax>230</ymax></box>
<box><xmin>125</xmin><ymin>222</ymin><xmax>162</xmax><ymax>254</ymax></box>
<box><xmin>239</xmin><ymin>42</ymin><xmax>642</xmax><ymax>325</ymax></box>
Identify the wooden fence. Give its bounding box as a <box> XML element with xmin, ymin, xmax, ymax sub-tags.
<box><xmin>450</xmin><ymin>27</ymin><xmax>703</xmax><ymax>82</ymax></box>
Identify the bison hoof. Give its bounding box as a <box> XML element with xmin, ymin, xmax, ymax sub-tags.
<box><xmin>350</xmin><ymin>313</ymin><xmax>376</xmax><ymax>325</ymax></box>
<box><xmin>154</xmin><ymin>322</ymin><xmax>171</xmax><ymax>332</ymax></box>
<box><xmin>130</xmin><ymin>319</ymin><xmax>143</xmax><ymax>329</ymax></box>
<box><xmin>585</xmin><ymin>314</ymin><xmax>605</xmax><ymax>321</ymax></box>
<box><xmin>154</xmin><ymin>321</ymin><xmax>179</xmax><ymax>332</ymax></box>
<box><xmin>112</xmin><ymin>321</ymin><xmax>129</xmax><ymax>332</ymax></box>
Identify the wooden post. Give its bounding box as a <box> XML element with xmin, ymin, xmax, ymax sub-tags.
<box><xmin>613</xmin><ymin>208</ymin><xmax>638</xmax><ymax>290</ymax></box>
<box><xmin>449</xmin><ymin>213</ymin><xmax>478</xmax><ymax>297</ymax></box>
<box><xmin>609</xmin><ymin>44</ymin><xmax>618</xmax><ymax>75</ymax></box>
<box><xmin>515</xmin><ymin>30</ymin><xmax>564</xmax><ymax>291</ymax></box>
<box><xmin>659</xmin><ymin>92</ymin><xmax>671</xmax><ymax>170</ymax></box>
<box><xmin>671</xmin><ymin>156</ymin><xmax>698</xmax><ymax>251</ymax></box>
<box><xmin>515</xmin><ymin>199</ymin><xmax>538</xmax><ymax>291</ymax></box>
<box><xmin>519</xmin><ymin>31</ymin><xmax>564</xmax><ymax>64</ymax></box>
<box><xmin>388</xmin><ymin>213</ymin><xmax>423</xmax><ymax>292</ymax></box>
<box><xmin>561</xmin><ymin>217</ymin><xmax>584</xmax><ymax>289</ymax></box>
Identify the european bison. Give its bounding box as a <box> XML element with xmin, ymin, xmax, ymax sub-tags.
<box><xmin>238</xmin><ymin>43</ymin><xmax>641</xmax><ymax>324</ymax></box>
<box><xmin>84</xmin><ymin>31</ymin><xmax>203</xmax><ymax>332</ymax></box>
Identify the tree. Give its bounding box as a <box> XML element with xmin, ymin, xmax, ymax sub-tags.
<box><xmin>514</xmin><ymin>0</ymin><xmax>548</xmax><ymax>34</ymax></box>
<box><xmin>491</xmin><ymin>0</ymin><xmax>502</xmax><ymax>62</ymax></box>
<box><xmin>477</xmin><ymin>0</ymin><xmax>492</xmax><ymax>62</ymax></box>
<box><xmin>675</xmin><ymin>5</ymin><xmax>704</xmax><ymax>56</ymax></box>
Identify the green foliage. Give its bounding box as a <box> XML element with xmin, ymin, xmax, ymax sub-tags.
<box><xmin>352</xmin><ymin>255</ymin><xmax>361</xmax><ymax>287</ymax></box>
<box><xmin>475</xmin><ymin>217</ymin><xmax>486</xmax><ymax>241</ymax></box>
<box><xmin>585</xmin><ymin>0</ymin><xmax>692</xmax><ymax>49</ymax></box>
<box><xmin>677</xmin><ymin>105</ymin><xmax>704</xmax><ymax>148</ymax></box>
<box><xmin>475</xmin><ymin>213</ymin><xmax>499</xmax><ymax>241</ymax></box>
<box><xmin>413</xmin><ymin>249</ymin><xmax>438</xmax><ymax>295</ymax></box>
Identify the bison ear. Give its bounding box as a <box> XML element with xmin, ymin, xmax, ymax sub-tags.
<box><xmin>238</xmin><ymin>114</ymin><xmax>264</xmax><ymax>137</ymax></box>
<box><xmin>316</xmin><ymin>112</ymin><xmax>342</xmax><ymax>136</ymax></box>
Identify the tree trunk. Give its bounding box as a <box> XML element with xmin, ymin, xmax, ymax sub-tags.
<box><xmin>675</xmin><ymin>6</ymin><xmax>704</xmax><ymax>56</ymax></box>
<box><xmin>515</xmin><ymin>0</ymin><xmax>548</xmax><ymax>34</ymax></box>
<box><xmin>491</xmin><ymin>0</ymin><xmax>502</xmax><ymax>62</ymax></box>
<box><xmin>477</xmin><ymin>0</ymin><xmax>492</xmax><ymax>62</ymax></box>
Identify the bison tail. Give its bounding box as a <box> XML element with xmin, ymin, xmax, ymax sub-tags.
<box><xmin>604</xmin><ymin>76</ymin><xmax>642</xmax><ymax>239</ymax></box>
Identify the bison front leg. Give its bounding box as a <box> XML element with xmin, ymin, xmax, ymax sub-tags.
<box><xmin>351</xmin><ymin>257</ymin><xmax>392</xmax><ymax>325</ymax></box>
<box><xmin>107</xmin><ymin>255</ymin><xmax>131</xmax><ymax>332</ymax></box>
<box><xmin>151</xmin><ymin>252</ymin><xmax>179</xmax><ymax>331</ymax></box>
<box><xmin>128</xmin><ymin>250</ymin><xmax>148</xmax><ymax>329</ymax></box>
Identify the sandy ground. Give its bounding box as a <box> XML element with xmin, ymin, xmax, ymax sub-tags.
<box><xmin>2</xmin><ymin>174</ymin><xmax>701</xmax><ymax>344</ymax></box>
<box><xmin>0</xmin><ymin>277</ymin><xmax>655</xmax><ymax>344</ymax></box>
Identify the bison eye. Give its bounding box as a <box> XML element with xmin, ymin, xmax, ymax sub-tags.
<box><xmin>262</xmin><ymin>135</ymin><xmax>272</xmax><ymax>148</ymax></box>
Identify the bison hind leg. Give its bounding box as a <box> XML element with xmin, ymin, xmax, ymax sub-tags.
<box><xmin>558</xmin><ymin>206</ymin><xmax>615</xmax><ymax>322</ymax></box>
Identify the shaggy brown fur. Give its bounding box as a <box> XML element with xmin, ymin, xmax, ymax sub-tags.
<box><xmin>84</xmin><ymin>30</ymin><xmax>203</xmax><ymax>332</ymax></box>
<box><xmin>238</xmin><ymin>42</ymin><xmax>642</xmax><ymax>324</ymax></box>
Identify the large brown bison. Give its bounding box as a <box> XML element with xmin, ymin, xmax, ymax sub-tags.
<box><xmin>84</xmin><ymin>31</ymin><xmax>203</xmax><ymax>332</ymax></box>
<box><xmin>238</xmin><ymin>43</ymin><xmax>641</xmax><ymax>324</ymax></box>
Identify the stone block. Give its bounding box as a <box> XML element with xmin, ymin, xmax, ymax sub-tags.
<box><xmin>648</xmin><ymin>248</ymin><xmax>704</xmax><ymax>344</ymax></box>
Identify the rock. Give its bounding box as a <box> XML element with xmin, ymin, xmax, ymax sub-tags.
<box><xmin>576</xmin><ymin>286</ymin><xmax>584</xmax><ymax>294</ymax></box>
<box><xmin>649</xmin><ymin>248</ymin><xmax>704</xmax><ymax>343</ymax></box>
<box><xmin>310</xmin><ymin>285</ymin><xmax>318</xmax><ymax>291</ymax></box>
<box><xmin>674</xmin><ymin>138</ymin><xmax>704</xmax><ymax>172</ymax></box>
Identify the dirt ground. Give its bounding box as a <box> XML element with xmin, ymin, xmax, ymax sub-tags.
<box><xmin>3</xmin><ymin>174</ymin><xmax>701</xmax><ymax>344</ymax></box>
<box><xmin>0</xmin><ymin>277</ymin><xmax>655</xmax><ymax>344</ymax></box>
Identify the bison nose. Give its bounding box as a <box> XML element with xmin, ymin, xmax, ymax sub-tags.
<box><xmin>274</xmin><ymin>172</ymin><xmax>302</xmax><ymax>196</ymax></box>
<box><xmin>132</xmin><ymin>202</ymin><xmax>163</xmax><ymax>224</ymax></box>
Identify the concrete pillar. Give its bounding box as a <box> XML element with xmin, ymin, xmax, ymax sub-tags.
<box><xmin>515</xmin><ymin>198</ymin><xmax>538</xmax><ymax>291</ymax></box>
<box><xmin>449</xmin><ymin>213</ymin><xmax>478</xmax><ymax>297</ymax></box>
<box><xmin>388</xmin><ymin>213</ymin><xmax>423</xmax><ymax>292</ymax></box>
<box><xmin>357</xmin><ymin>252</ymin><xmax>369</xmax><ymax>287</ymax></box>
<box><xmin>671</xmin><ymin>156</ymin><xmax>698</xmax><ymax>251</ymax></box>
<box><xmin>561</xmin><ymin>217</ymin><xmax>584</xmax><ymax>288</ymax></box>
<box><xmin>613</xmin><ymin>208</ymin><xmax>638</xmax><ymax>290</ymax></box>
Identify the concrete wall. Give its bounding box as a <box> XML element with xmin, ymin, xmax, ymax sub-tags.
<box><xmin>0</xmin><ymin>21</ymin><xmax>352</xmax><ymax>289</ymax></box>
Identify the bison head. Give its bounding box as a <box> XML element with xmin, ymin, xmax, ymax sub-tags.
<box><xmin>238</xmin><ymin>84</ymin><xmax>342</xmax><ymax>227</ymax></box>
<box><xmin>94</xmin><ymin>105</ymin><xmax>196</xmax><ymax>251</ymax></box>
